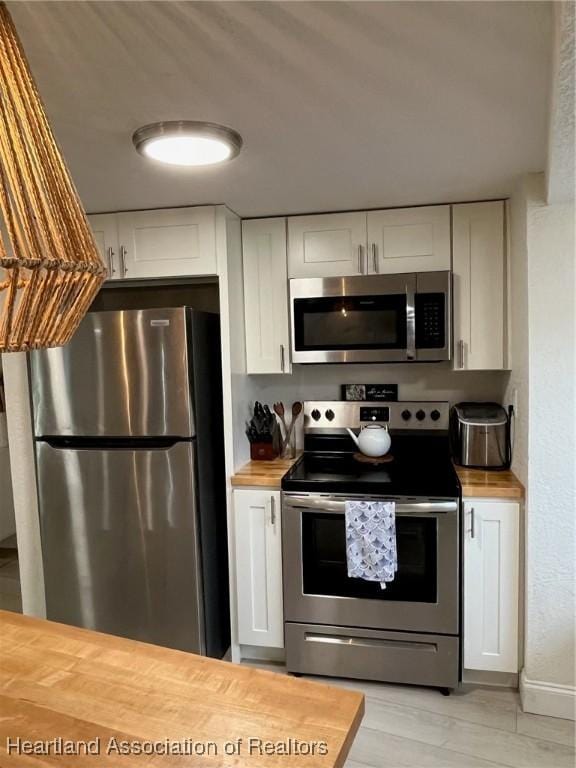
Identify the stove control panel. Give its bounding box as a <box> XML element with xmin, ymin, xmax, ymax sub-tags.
<box><xmin>303</xmin><ymin>401</ymin><xmax>450</xmax><ymax>432</ymax></box>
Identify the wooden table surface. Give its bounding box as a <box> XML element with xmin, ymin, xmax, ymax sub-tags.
<box><xmin>232</xmin><ymin>456</ymin><xmax>524</xmax><ymax>500</ymax></box>
<box><xmin>0</xmin><ymin>612</ymin><xmax>364</xmax><ymax>767</ymax></box>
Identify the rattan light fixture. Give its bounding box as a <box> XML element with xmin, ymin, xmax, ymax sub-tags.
<box><xmin>0</xmin><ymin>3</ymin><xmax>105</xmax><ymax>352</ymax></box>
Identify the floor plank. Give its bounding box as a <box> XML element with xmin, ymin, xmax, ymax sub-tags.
<box><xmin>349</xmin><ymin>725</ymin><xmax>509</xmax><ymax>768</ymax></box>
<box><xmin>516</xmin><ymin>709</ymin><xmax>576</xmax><ymax>748</ymax></box>
<box><xmin>361</xmin><ymin>694</ymin><xmax>575</xmax><ymax>768</ymax></box>
<box><xmin>323</xmin><ymin>677</ymin><xmax>519</xmax><ymax>733</ymax></box>
<box><xmin>243</xmin><ymin>661</ymin><xmax>575</xmax><ymax>767</ymax></box>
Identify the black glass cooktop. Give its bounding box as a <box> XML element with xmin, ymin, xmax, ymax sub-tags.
<box><xmin>282</xmin><ymin>434</ymin><xmax>461</xmax><ymax>497</ymax></box>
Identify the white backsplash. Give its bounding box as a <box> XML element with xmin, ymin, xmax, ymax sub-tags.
<box><xmin>245</xmin><ymin>363</ymin><xmax>510</xmax><ymax>449</ymax></box>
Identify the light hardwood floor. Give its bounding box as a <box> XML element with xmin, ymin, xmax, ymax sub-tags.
<box><xmin>243</xmin><ymin>662</ymin><xmax>575</xmax><ymax>768</ymax></box>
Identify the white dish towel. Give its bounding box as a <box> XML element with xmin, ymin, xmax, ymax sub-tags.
<box><xmin>345</xmin><ymin>500</ymin><xmax>397</xmax><ymax>589</ymax></box>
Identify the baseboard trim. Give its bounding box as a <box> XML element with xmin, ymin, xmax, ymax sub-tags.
<box><xmin>239</xmin><ymin>645</ymin><xmax>285</xmax><ymax>663</ymax></box>
<box><xmin>463</xmin><ymin>669</ymin><xmax>518</xmax><ymax>688</ymax></box>
<box><xmin>520</xmin><ymin>670</ymin><xmax>576</xmax><ymax>720</ymax></box>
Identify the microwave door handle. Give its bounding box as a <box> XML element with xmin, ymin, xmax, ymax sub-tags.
<box><xmin>406</xmin><ymin>284</ymin><xmax>416</xmax><ymax>361</ymax></box>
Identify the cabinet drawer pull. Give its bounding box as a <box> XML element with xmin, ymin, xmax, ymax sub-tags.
<box><xmin>106</xmin><ymin>246</ymin><xmax>116</xmax><ymax>276</ymax></box>
<box><xmin>357</xmin><ymin>245</ymin><xmax>363</xmax><ymax>274</ymax></box>
<box><xmin>470</xmin><ymin>507</ymin><xmax>475</xmax><ymax>539</ymax></box>
<box><xmin>270</xmin><ymin>495</ymin><xmax>276</xmax><ymax>525</ymax></box>
<box><xmin>372</xmin><ymin>243</ymin><xmax>378</xmax><ymax>273</ymax></box>
<box><xmin>280</xmin><ymin>344</ymin><xmax>285</xmax><ymax>372</ymax></box>
<box><xmin>458</xmin><ymin>339</ymin><xmax>465</xmax><ymax>369</ymax></box>
<box><xmin>119</xmin><ymin>245</ymin><xmax>127</xmax><ymax>276</ymax></box>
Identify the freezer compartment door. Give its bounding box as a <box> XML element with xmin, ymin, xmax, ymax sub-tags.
<box><xmin>30</xmin><ymin>308</ymin><xmax>194</xmax><ymax>437</ymax></box>
<box><xmin>36</xmin><ymin>440</ymin><xmax>204</xmax><ymax>654</ymax></box>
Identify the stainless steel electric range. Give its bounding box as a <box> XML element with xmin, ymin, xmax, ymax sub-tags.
<box><xmin>281</xmin><ymin>401</ymin><xmax>462</xmax><ymax>693</ymax></box>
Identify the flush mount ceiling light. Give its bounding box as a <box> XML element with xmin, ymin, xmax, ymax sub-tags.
<box><xmin>132</xmin><ymin>121</ymin><xmax>242</xmax><ymax>167</ymax></box>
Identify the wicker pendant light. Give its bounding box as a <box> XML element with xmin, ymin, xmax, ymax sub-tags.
<box><xmin>0</xmin><ymin>3</ymin><xmax>105</xmax><ymax>352</ymax></box>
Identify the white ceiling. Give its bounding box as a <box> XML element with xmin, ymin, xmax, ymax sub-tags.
<box><xmin>9</xmin><ymin>1</ymin><xmax>553</xmax><ymax>217</ymax></box>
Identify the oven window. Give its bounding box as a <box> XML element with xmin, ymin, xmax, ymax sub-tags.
<box><xmin>293</xmin><ymin>295</ymin><xmax>407</xmax><ymax>351</ymax></box>
<box><xmin>302</xmin><ymin>512</ymin><xmax>437</xmax><ymax>602</ymax></box>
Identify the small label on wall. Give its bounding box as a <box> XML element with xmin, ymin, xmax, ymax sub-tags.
<box><xmin>342</xmin><ymin>384</ymin><xmax>398</xmax><ymax>401</ymax></box>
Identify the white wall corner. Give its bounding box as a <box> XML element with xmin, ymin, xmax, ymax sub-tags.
<box><xmin>1</xmin><ymin>352</ymin><xmax>46</xmax><ymax>617</ymax></box>
<box><xmin>520</xmin><ymin>670</ymin><xmax>576</xmax><ymax>721</ymax></box>
<box><xmin>546</xmin><ymin>1</ymin><xmax>575</xmax><ymax>204</ymax></box>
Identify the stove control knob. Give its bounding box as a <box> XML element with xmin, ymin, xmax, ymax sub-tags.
<box><xmin>325</xmin><ymin>409</ymin><xmax>335</xmax><ymax>421</ymax></box>
<box><xmin>401</xmin><ymin>409</ymin><xmax>412</xmax><ymax>421</ymax></box>
<box><xmin>311</xmin><ymin>409</ymin><xmax>321</xmax><ymax>421</ymax></box>
<box><xmin>415</xmin><ymin>409</ymin><xmax>426</xmax><ymax>421</ymax></box>
<box><xmin>430</xmin><ymin>409</ymin><xmax>441</xmax><ymax>422</ymax></box>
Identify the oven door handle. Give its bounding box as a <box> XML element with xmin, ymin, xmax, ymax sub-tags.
<box><xmin>283</xmin><ymin>497</ymin><xmax>458</xmax><ymax>515</ymax></box>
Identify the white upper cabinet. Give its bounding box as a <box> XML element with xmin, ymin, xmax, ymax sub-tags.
<box><xmin>367</xmin><ymin>205</ymin><xmax>451</xmax><ymax>274</ymax></box>
<box><xmin>88</xmin><ymin>207</ymin><xmax>218</xmax><ymax>282</ymax></box>
<box><xmin>453</xmin><ymin>201</ymin><xmax>506</xmax><ymax>370</ymax></box>
<box><xmin>288</xmin><ymin>207</ymin><xmax>451</xmax><ymax>278</ymax></box>
<box><xmin>242</xmin><ymin>218</ymin><xmax>291</xmax><ymax>374</ymax></box>
<box><xmin>234</xmin><ymin>490</ymin><xmax>284</xmax><ymax>649</ymax></box>
<box><xmin>117</xmin><ymin>207</ymin><xmax>217</xmax><ymax>279</ymax></box>
<box><xmin>288</xmin><ymin>212</ymin><xmax>367</xmax><ymax>278</ymax></box>
<box><xmin>464</xmin><ymin>500</ymin><xmax>520</xmax><ymax>673</ymax></box>
<box><xmin>88</xmin><ymin>214</ymin><xmax>121</xmax><ymax>281</ymax></box>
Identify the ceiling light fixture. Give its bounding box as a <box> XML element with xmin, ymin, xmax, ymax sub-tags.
<box><xmin>132</xmin><ymin>121</ymin><xmax>242</xmax><ymax>167</ymax></box>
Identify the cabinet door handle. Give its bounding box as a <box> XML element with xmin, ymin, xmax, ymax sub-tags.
<box><xmin>106</xmin><ymin>246</ymin><xmax>116</xmax><ymax>276</ymax></box>
<box><xmin>280</xmin><ymin>344</ymin><xmax>285</xmax><ymax>373</ymax></box>
<box><xmin>458</xmin><ymin>339</ymin><xmax>465</xmax><ymax>369</ymax></box>
<box><xmin>357</xmin><ymin>245</ymin><xmax>363</xmax><ymax>274</ymax></box>
<box><xmin>119</xmin><ymin>245</ymin><xmax>127</xmax><ymax>277</ymax></box>
<box><xmin>470</xmin><ymin>507</ymin><xmax>475</xmax><ymax>539</ymax></box>
<box><xmin>372</xmin><ymin>243</ymin><xmax>378</xmax><ymax>273</ymax></box>
<box><xmin>270</xmin><ymin>495</ymin><xmax>276</xmax><ymax>525</ymax></box>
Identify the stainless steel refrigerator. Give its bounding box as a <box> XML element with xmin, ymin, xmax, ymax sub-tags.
<box><xmin>30</xmin><ymin>307</ymin><xmax>230</xmax><ymax>658</ymax></box>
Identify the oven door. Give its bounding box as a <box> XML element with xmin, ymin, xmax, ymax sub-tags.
<box><xmin>290</xmin><ymin>274</ymin><xmax>415</xmax><ymax>363</ymax></box>
<box><xmin>282</xmin><ymin>494</ymin><xmax>459</xmax><ymax>635</ymax></box>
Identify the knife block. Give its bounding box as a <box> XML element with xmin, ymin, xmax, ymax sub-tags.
<box><xmin>250</xmin><ymin>442</ymin><xmax>278</xmax><ymax>461</ymax></box>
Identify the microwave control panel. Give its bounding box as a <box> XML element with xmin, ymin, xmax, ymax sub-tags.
<box><xmin>415</xmin><ymin>293</ymin><xmax>445</xmax><ymax>349</ymax></box>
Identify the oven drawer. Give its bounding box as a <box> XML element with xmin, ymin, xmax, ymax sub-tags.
<box><xmin>285</xmin><ymin>622</ymin><xmax>460</xmax><ymax>689</ymax></box>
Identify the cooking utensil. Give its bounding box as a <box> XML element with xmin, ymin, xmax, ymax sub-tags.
<box><xmin>273</xmin><ymin>402</ymin><xmax>289</xmax><ymax>443</ymax></box>
<box><xmin>282</xmin><ymin>401</ymin><xmax>303</xmax><ymax>458</ymax></box>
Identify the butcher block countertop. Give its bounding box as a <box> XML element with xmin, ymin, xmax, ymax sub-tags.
<box><xmin>231</xmin><ymin>454</ymin><xmax>301</xmax><ymax>488</ymax></box>
<box><xmin>232</xmin><ymin>457</ymin><xmax>524</xmax><ymax>500</ymax></box>
<box><xmin>455</xmin><ymin>467</ymin><xmax>524</xmax><ymax>500</ymax></box>
<box><xmin>0</xmin><ymin>611</ymin><xmax>364</xmax><ymax>767</ymax></box>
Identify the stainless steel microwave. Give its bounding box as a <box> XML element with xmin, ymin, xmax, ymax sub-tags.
<box><xmin>290</xmin><ymin>271</ymin><xmax>451</xmax><ymax>364</ymax></box>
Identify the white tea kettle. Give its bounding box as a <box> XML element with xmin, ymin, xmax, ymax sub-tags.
<box><xmin>346</xmin><ymin>424</ymin><xmax>391</xmax><ymax>458</ymax></box>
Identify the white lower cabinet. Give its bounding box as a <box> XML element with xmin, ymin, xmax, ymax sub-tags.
<box><xmin>464</xmin><ymin>499</ymin><xmax>520</xmax><ymax>673</ymax></box>
<box><xmin>234</xmin><ymin>490</ymin><xmax>284</xmax><ymax>648</ymax></box>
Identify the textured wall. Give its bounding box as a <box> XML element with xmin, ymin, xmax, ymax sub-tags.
<box><xmin>510</xmin><ymin>174</ymin><xmax>576</xmax><ymax>717</ymax></box>
<box><xmin>505</xmin><ymin>182</ymin><xmax>530</xmax><ymax>485</ymax></box>
<box><xmin>547</xmin><ymin>2</ymin><xmax>575</xmax><ymax>204</ymax></box>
